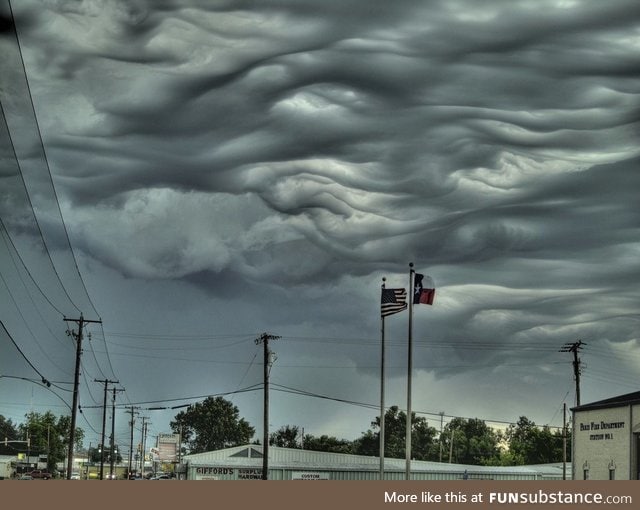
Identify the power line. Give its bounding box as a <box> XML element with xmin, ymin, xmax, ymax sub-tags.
<box><xmin>78</xmin><ymin>383</ymin><xmax>264</xmax><ymax>410</ymax></box>
<box><xmin>0</xmin><ymin>102</ymin><xmax>82</xmax><ymax>315</ymax></box>
<box><xmin>0</xmin><ymin>321</ymin><xmax>54</xmax><ymax>388</ymax></box>
<box><xmin>0</xmin><ymin>218</ymin><xmax>65</xmax><ymax>316</ymax></box>
<box><xmin>6</xmin><ymin>0</ymin><xmax>99</xmax><ymax>318</ymax></box>
<box><xmin>0</xmin><ymin>375</ymin><xmax>71</xmax><ymax>411</ymax></box>
<box><xmin>0</xmin><ymin>270</ymin><xmax>74</xmax><ymax>377</ymax></box>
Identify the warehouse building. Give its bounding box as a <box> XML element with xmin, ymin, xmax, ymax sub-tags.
<box><xmin>572</xmin><ymin>390</ymin><xmax>640</xmax><ymax>480</ymax></box>
<box><xmin>183</xmin><ymin>445</ymin><xmax>568</xmax><ymax>480</ymax></box>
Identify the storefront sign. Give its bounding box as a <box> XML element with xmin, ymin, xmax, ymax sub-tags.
<box><xmin>238</xmin><ymin>468</ymin><xmax>262</xmax><ymax>479</ymax></box>
<box><xmin>291</xmin><ymin>471</ymin><xmax>330</xmax><ymax>480</ymax></box>
<box><xmin>196</xmin><ymin>467</ymin><xmax>234</xmax><ymax>476</ymax></box>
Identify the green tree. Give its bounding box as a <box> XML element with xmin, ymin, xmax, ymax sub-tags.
<box><xmin>270</xmin><ymin>425</ymin><xmax>302</xmax><ymax>448</ymax></box>
<box><xmin>17</xmin><ymin>412</ymin><xmax>84</xmax><ymax>472</ymax></box>
<box><xmin>353</xmin><ymin>406</ymin><xmax>438</xmax><ymax>460</ymax></box>
<box><xmin>56</xmin><ymin>415</ymin><xmax>84</xmax><ymax>454</ymax></box>
<box><xmin>505</xmin><ymin>416</ymin><xmax>566</xmax><ymax>465</ymax></box>
<box><xmin>482</xmin><ymin>448</ymin><xmax>525</xmax><ymax>466</ymax></box>
<box><xmin>170</xmin><ymin>396</ymin><xmax>255</xmax><ymax>454</ymax></box>
<box><xmin>441</xmin><ymin>417</ymin><xmax>501</xmax><ymax>465</ymax></box>
<box><xmin>302</xmin><ymin>434</ymin><xmax>353</xmax><ymax>454</ymax></box>
<box><xmin>0</xmin><ymin>415</ymin><xmax>19</xmax><ymax>455</ymax></box>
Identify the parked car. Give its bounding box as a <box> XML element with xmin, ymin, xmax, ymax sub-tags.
<box><xmin>70</xmin><ymin>472</ymin><xmax>81</xmax><ymax>480</ymax></box>
<box><xmin>149</xmin><ymin>474</ymin><xmax>171</xmax><ymax>480</ymax></box>
<box><xmin>30</xmin><ymin>470</ymin><xmax>52</xmax><ymax>480</ymax></box>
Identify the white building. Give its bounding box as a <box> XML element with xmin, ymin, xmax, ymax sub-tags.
<box><xmin>572</xmin><ymin>391</ymin><xmax>640</xmax><ymax>480</ymax></box>
<box><xmin>184</xmin><ymin>445</ymin><xmax>568</xmax><ymax>480</ymax></box>
<box><xmin>0</xmin><ymin>455</ymin><xmax>18</xmax><ymax>479</ymax></box>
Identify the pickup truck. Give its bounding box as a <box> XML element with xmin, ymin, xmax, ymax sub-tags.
<box><xmin>30</xmin><ymin>470</ymin><xmax>52</xmax><ymax>480</ymax></box>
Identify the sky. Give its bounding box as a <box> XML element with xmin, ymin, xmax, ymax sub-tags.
<box><xmin>1</xmin><ymin>0</ymin><xmax>639</xmax><ymax>458</ymax></box>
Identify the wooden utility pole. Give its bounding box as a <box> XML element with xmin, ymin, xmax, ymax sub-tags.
<box><xmin>109</xmin><ymin>386</ymin><xmax>125</xmax><ymax>479</ymax></box>
<box><xmin>126</xmin><ymin>407</ymin><xmax>139</xmax><ymax>478</ymax></box>
<box><xmin>95</xmin><ymin>378</ymin><xmax>118</xmax><ymax>480</ymax></box>
<box><xmin>560</xmin><ymin>340</ymin><xmax>586</xmax><ymax>406</ymax></box>
<box><xmin>140</xmin><ymin>417</ymin><xmax>150</xmax><ymax>476</ymax></box>
<box><xmin>255</xmin><ymin>332</ymin><xmax>280</xmax><ymax>480</ymax></box>
<box><xmin>64</xmin><ymin>314</ymin><xmax>101</xmax><ymax>479</ymax></box>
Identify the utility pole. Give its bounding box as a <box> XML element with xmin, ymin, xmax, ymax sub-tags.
<box><xmin>140</xmin><ymin>417</ymin><xmax>150</xmax><ymax>476</ymax></box>
<box><xmin>95</xmin><ymin>378</ymin><xmax>118</xmax><ymax>480</ymax></box>
<box><xmin>64</xmin><ymin>314</ymin><xmax>101</xmax><ymax>480</ymax></box>
<box><xmin>126</xmin><ymin>407</ymin><xmax>139</xmax><ymax>479</ymax></box>
<box><xmin>109</xmin><ymin>387</ymin><xmax>125</xmax><ymax>479</ymax></box>
<box><xmin>560</xmin><ymin>340</ymin><xmax>586</xmax><ymax>406</ymax></box>
<box><xmin>255</xmin><ymin>332</ymin><xmax>280</xmax><ymax>480</ymax></box>
<box><xmin>563</xmin><ymin>402</ymin><xmax>567</xmax><ymax>480</ymax></box>
<box><xmin>177</xmin><ymin>422</ymin><xmax>183</xmax><ymax>478</ymax></box>
<box><xmin>448</xmin><ymin>427</ymin><xmax>455</xmax><ymax>463</ymax></box>
<box><xmin>438</xmin><ymin>412</ymin><xmax>444</xmax><ymax>462</ymax></box>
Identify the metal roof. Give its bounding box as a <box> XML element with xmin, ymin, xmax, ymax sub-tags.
<box><xmin>572</xmin><ymin>390</ymin><xmax>640</xmax><ymax>412</ymax></box>
<box><xmin>184</xmin><ymin>444</ymin><xmax>568</xmax><ymax>477</ymax></box>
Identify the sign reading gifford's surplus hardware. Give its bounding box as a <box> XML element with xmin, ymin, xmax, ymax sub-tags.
<box><xmin>194</xmin><ymin>467</ymin><xmax>262</xmax><ymax>479</ymax></box>
<box><xmin>579</xmin><ymin>420</ymin><xmax>625</xmax><ymax>441</ymax></box>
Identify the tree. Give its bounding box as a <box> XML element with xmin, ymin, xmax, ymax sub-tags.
<box><xmin>170</xmin><ymin>396</ymin><xmax>255</xmax><ymax>454</ymax></box>
<box><xmin>270</xmin><ymin>425</ymin><xmax>302</xmax><ymax>448</ymax></box>
<box><xmin>56</xmin><ymin>415</ymin><xmax>85</xmax><ymax>455</ymax></box>
<box><xmin>441</xmin><ymin>417</ymin><xmax>501</xmax><ymax>465</ymax></box>
<box><xmin>505</xmin><ymin>416</ymin><xmax>566</xmax><ymax>465</ymax></box>
<box><xmin>17</xmin><ymin>411</ymin><xmax>84</xmax><ymax>472</ymax></box>
<box><xmin>352</xmin><ymin>406</ymin><xmax>438</xmax><ymax>460</ymax></box>
<box><xmin>0</xmin><ymin>415</ymin><xmax>19</xmax><ymax>455</ymax></box>
<box><xmin>302</xmin><ymin>434</ymin><xmax>353</xmax><ymax>454</ymax></box>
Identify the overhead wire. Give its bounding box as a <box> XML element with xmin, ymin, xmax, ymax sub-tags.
<box><xmin>2</xmin><ymin>4</ymin><xmax>123</xmax><ymax>439</ymax></box>
<box><xmin>71</xmin><ymin>380</ymin><xmax>565</xmax><ymax>433</ymax></box>
<box><xmin>0</xmin><ymin>266</ymin><xmax>75</xmax><ymax>378</ymax></box>
<box><xmin>0</xmin><ymin>218</ymin><xmax>65</xmax><ymax>317</ymax></box>
<box><xmin>78</xmin><ymin>383</ymin><xmax>264</xmax><ymax>410</ymax></box>
<box><xmin>0</xmin><ymin>314</ymin><xmax>62</xmax><ymax>389</ymax></box>
<box><xmin>6</xmin><ymin>0</ymin><xmax>99</xmax><ymax>318</ymax></box>
<box><xmin>0</xmin><ymin>102</ymin><xmax>82</xmax><ymax>315</ymax></box>
<box><xmin>0</xmin><ymin>225</ymin><xmax>73</xmax><ymax>358</ymax></box>
<box><xmin>0</xmin><ymin>372</ymin><xmax>70</xmax><ymax>409</ymax></box>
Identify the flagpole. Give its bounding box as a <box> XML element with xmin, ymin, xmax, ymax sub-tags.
<box><xmin>380</xmin><ymin>277</ymin><xmax>386</xmax><ymax>480</ymax></box>
<box><xmin>405</xmin><ymin>262</ymin><xmax>414</xmax><ymax>480</ymax></box>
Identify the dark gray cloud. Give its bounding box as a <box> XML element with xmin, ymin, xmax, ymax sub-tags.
<box><xmin>2</xmin><ymin>0</ymin><xmax>639</xmax><ymax>445</ymax></box>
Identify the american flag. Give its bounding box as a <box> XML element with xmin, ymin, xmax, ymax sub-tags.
<box><xmin>381</xmin><ymin>288</ymin><xmax>408</xmax><ymax>317</ymax></box>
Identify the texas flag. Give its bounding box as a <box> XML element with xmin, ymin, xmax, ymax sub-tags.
<box><xmin>413</xmin><ymin>273</ymin><xmax>435</xmax><ymax>305</ymax></box>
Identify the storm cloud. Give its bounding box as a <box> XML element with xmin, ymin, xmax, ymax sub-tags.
<box><xmin>1</xmin><ymin>0</ymin><xmax>639</xmax><ymax>444</ymax></box>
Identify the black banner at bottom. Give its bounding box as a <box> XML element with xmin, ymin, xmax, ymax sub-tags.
<box><xmin>1</xmin><ymin>480</ymin><xmax>638</xmax><ymax>510</ymax></box>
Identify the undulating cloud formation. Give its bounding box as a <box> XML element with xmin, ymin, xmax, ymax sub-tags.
<box><xmin>1</xmin><ymin>0</ymin><xmax>639</xmax><ymax>445</ymax></box>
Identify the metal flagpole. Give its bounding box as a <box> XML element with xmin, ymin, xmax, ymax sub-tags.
<box><xmin>380</xmin><ymin>277</ymin><xmax>386</xmax><ymax>480</ymax></box>
<box><xmin>405</xmin><ymin>263</ymin><xmax>414</xmax><ymax>480</ymax></box>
